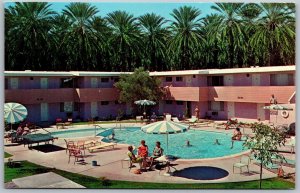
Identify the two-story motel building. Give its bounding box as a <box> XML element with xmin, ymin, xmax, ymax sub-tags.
<box><xmin>4</xmin><ymin>65</ymin><xmax>295</xmax><ymax>125</ymax></box>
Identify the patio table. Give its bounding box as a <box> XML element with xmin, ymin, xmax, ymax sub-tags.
<box><xmin>156</xmin><ymin>155</ymin><xmax>177</xmax><ymax>176</ymax></box>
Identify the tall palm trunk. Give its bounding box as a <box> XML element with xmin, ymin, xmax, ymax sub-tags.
<box><xmin>229</xmin><ymin>29</ymin><xmax>234</xmax><ymax>68</ymax></box>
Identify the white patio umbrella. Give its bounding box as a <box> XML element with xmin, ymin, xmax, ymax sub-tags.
<box><xmin>4</xmin><ymin>102</ymin><xmax>28</xmax><ymax>131</ymax></box>
<box><xmin>134</xmin><ymin>99</ymin><xmax>156</xmax><ymax>116</ymax></box>
<box><xmin>263</xmin><ymin>104</ymin><xmax>293</xmax><ymax>123</ymax></box>
<box><xmin>141</xmin><ymin>120</ymin><xmax>189</xmax><ymax>155</ymax></box>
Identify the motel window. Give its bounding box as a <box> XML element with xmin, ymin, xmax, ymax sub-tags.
<box><xmin>5</xmin><ymin>78</ymin><xmax>8</xmax><ymax>89</ymax></box>
<box><xmin>208</xmin><ymin>101</ymin><xmax>211</xmax><ymax>111</ymax></box>
<box><xmin>101</xmin><ymin>101</ymin><xmax>109</xmax><ymax>105</ymax></box>
<box><xmin>209</xmin><ymin>101</ymin><xmax>224</xmax><ymax>111</ymax></box>
<box><xmin>207</xmin><ymin>76</ymin><xmax>224</xmax><ymax>86</ymax></box>
<box><xmin>113</xmin><ymin>77</ymin><xmax>119</xmax><ymax>82</ymax></box>
<box><xmin>60</xmin><ymin>103</ymin><xmax>64</xmax><ymax>112</ymax></box>
<box><xmin>74</xmin><ymin>103</ymin><xmax>79</xmax><ymax>112</ymax></box>
<box><xmin>101</xmin><ymin>78</ymin><xmax>109</xmax><ymax>83</ymax></box>
<box><xmin>220</xmin><ymin>102</ymin><xmax>224</xmax><ymax>111</ymax></box>
<box><xmin>176</xmin><ymin>77</ymin><xmax>183</xmax><ymax>82</ymax></box>
<box><xmin>176</xmin><ymin>101</ymin><xmax>184</xmax><ymax>105</ymax></box>
<box><xmin>270</xmin><ymin>74</ymin><xmax>290</xmax><ymax>86</ymax></box>
<box><xmin>166</xmin><ymin>77</ymin><xmax>172</xmax><ymax>82</ymax></box>
<box><xmin>60</xmin><ymin>78</ymin><xmax>74</xmax><ymax>88</ymax></box>
<box><xmin>166</xmin><ymin>100</ymin><xmax>173</xmax><ymax>105</ymax></box>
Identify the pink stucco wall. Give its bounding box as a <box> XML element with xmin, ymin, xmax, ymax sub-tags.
<box><xmin>233</xmin><ymin>74</ymin><xmax>252</xmax><ymax>86</ymax></box>
<box><xmin>234</xmin><ymin>102</ymin><xmax>257</xmax><ymax>119</ymax></box>
<box><xmin>81</xmin><ymin>102</ymin><xmax>126</xmax><ymax>121</ymax></box>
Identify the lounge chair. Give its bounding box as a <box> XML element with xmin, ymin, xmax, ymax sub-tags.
<box><xmin>233</xmin><ymin>155</ymin><xmax>250</xmax><ymax>173</ymax></box>
<box><xmin>172</xmin><ymin>117</ymin><xmax>180</xmax><ymax>122</ymax></box>
<box><xmin>187</xmin><ymin>117</ymin><xmax>198</xmax><ymax>125</ymax></box>
<box><xmin>166</xmin><ymin>114</ymin><xmax>172</xmax><ymax>121</ymax></box>
<box><xmin>88</xmin><ymin>142</ymin><xmax>116</xmax><ymax>153</ymax></box>
<box><xmin>64</xmin><ymin>118</ymin><xmax>73</xmax><ymax>127</ymax></box>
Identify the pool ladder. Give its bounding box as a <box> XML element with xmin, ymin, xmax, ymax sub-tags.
<box><xmin>115</xmin><ymin>119</ymin><xmax>122</xmax><ymax>129</ymax></box>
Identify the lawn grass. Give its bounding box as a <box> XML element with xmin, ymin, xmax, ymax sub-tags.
<box><xmin>4</xmin><ymin>152</ymin><xmax>13</xmax><ymax>158</ymax></box>
<box><xmin>5</xmin><ymin>161</ymin><xmax>294</xmax><ymax>189</ymax></box>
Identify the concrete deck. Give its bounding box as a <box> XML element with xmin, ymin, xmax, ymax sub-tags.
<box><xmin>4</xmin><ymin>123</ymin><xmax>295</xmax><ymax>186</ymax></box>
<box><xmin>12</xmin><ymin>172</ymin><xmax>85</xmax><ymax>188</ymax></box>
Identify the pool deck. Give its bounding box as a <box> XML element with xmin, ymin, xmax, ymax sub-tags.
<box><xmin>4</xmin><ymin>123</ymin><xmax>296</xmax><ymax>186</ymax></box>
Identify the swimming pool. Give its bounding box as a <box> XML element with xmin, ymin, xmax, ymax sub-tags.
<box><xmin>51</xmin><ymin>127</ymin><xmax>248</xmax><ymax>159</ymax></box>
<box><xmin>51</xmin><ymin>128</ymin><xmax>107</xmax><ymax>138</ymax></box>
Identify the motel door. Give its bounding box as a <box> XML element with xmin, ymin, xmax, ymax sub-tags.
<box><xmin>10</xmin><ymin>78</ymin><xmax>19</xmax><ymax>89</ymax></box>
<box><xmin>257</xmin><ymin>103</ymin><xmax>265</xmax><ymax>121</ymax></box>
<box><xmin>252</xmin><ymin>74</ymin><xmax>260</xmax><ymax>86</ymax></box>
<box><xmin>41</xmin><ymin>103</ymin><xmax>49</xmax><ymax>121</ymax></box>
<box><xmin>91</xmin><ymin>102</ymin><xmax>98</xmax><ymax>118</ymax></box>
<box><xmin>186</xmin><ymin>76</ymin><xmax>192</xmax><ymax>86</ymax></box>
<box><xmin>40</xmin><ymin>78</ymin><xmax>48</xmax><ymax>89</ymax></box>
<box><xmin>227</xmin><ymin>102</ymin><xmax>235</xmax><ymax>119</ymax></box>
<box><xmin>91</xmin><ymin>77</ymin><xmax>98</xmax><ymax>88</ymax></box>
<box><xmin>224</xmin><ymin>75</ymin><xmax>233</xmax><ymax>86</ymax></box>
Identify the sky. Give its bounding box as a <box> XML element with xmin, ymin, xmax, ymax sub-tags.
<box><xmin>4</xmin><ymin>2</ymin><xmax>216</xmax><ymax>20</ymax></box>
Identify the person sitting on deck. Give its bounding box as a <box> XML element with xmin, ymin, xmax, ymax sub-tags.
<box><xmin>22</xmin><ymin>124</ymin><xmax>30</xmax><ymax>135</ymax></box>
<box><xmin>225</xmin><ymin>118</ymin><xmax>238</xmax><ymax>130</ymax></box>
<box><xmin>16</xmin><ymin>125</ymin><xmax>24</xmax><ymax>136</ymax></box>
<box><xmin>231</xmin><ymin>128</ymin><xmax>242</xmax><ymax>149</ymax></box>
<box><xmin>138</xmin><ymin>140</ymin><xmax>154</xmax><ymax>169</ymax></box>
<box><xmin>127</xmin><ymin>145</ymin><xmax>144</xmax><ymax>169</ymax></box>
<box><xmin>150</xmin><ymin>112</ymin><xmax>157</xmax><ymax>122</ymax></box>
<box><xmin>152</xmin><ymin>141</ymin><xmax>163</xmax><ymax>158</ymax></box>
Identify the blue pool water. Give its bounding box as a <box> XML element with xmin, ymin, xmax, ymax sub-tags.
<box><xmin>51</xmin><ymin>128</ymin><xmax>107</xmax><ymax>138</ymax></box>
<box><xmin>52</xmin><ymin>127</ymin><xmax>248</xmax><ymax>159</ymax></box>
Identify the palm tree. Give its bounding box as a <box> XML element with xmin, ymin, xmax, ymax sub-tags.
<box><xmin>239</xmin><ymin>3</ymin><xmax>262</xmax><ymax>66</ymax></box>
<box><xmin>105</xmin><ymin>11</ymin><xmax>142</xmax><ymax>71</ymax></box>
<box><xmin>200</xmin><ymin>14</ymin><xmax>223</xmax><ymax>68</ymax></box>
<box><xmin>61</xmin><ymin>2</ymin><xmax>102</xmax><ymax>70</ymax></box>
<box><xmin>5</xmin><ymin>2</ymin><xmax>56</xmax><ymax>70</ymax></box>
<box><xmin>211</xmin><ymin>3</ymin><xmax>245</xmax><ymax>68</ymax></box>
<box><xmin>250</xmin><ymin>3</ymin><xmax>295</xmax><ymax>66</ymax></box>
<box><xmin>138</xmin><ymin>13</ymin><xmax>168</xmax><ymax>71</ymax></box>
<box><xmin>168</xmin><ymin>6</ymin><xmax>202</xmax><ymax>70</ymax></box>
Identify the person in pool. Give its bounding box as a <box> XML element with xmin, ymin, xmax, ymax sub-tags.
<box><xmin>214</xmin><ymin>139</ymin><xmax>221</xmax><ymax>145</ymax></box>
<box><xmin>186</xmin><ymin>140</ymin><xmax>191</xmax><ymax>147</ymax></box>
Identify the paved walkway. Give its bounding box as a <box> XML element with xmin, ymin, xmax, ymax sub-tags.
<box><xmin>4</xmin><ymin>123</ymin><xmax>295</xmax><ymax>185</ymax></box>
<box><xmin>12</xmin><ymin>172</ymin><xmax>85</xmax><ymax>188</ymax></box>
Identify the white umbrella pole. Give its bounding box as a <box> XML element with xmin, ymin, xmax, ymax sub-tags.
<box><xmin>166</xmin><ymin>134</ymin><xmax>169</xmax><ymax>156</ymax></box>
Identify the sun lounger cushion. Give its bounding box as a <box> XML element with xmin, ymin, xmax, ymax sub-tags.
<box><xmin>88</xmin><ymin>143</ymin><xmax>116</xmax><ymax>152</ymax></box>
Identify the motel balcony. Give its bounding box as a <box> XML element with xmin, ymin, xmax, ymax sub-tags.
<box><xmin>208</xmin><ymin>86</ymin><xmax>295</xmax><ymax>103</ymax></box>
<box><xmin>163</xmin><ymin>87</ymin><xmax>208</xmax><ymax>102</ymax></box>
<box><xmin>5</xmin><ymin>88</ymin><xmax>75</xmax><ymax>104</ymax></box>
<box><xmin>74</xmin><ymin>88</ymin><xmax>119</xmax><ymax>102</ymax></box>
